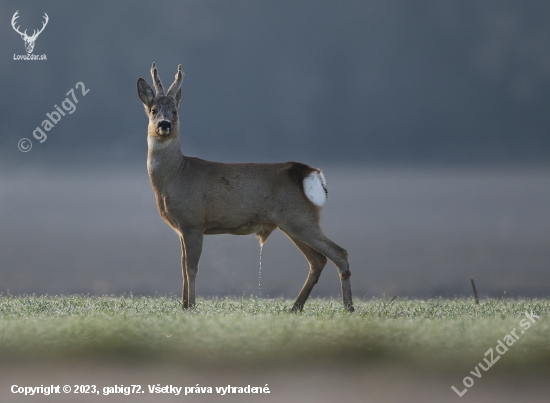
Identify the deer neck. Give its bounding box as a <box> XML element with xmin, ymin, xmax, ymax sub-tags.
<box><xmin>147</xmin><ymin>135</ymin><xmax>185</xmax><ymax>188</ymax></box>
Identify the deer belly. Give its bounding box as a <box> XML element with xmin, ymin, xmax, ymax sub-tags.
<box><xmin>204</xmin><ymin>221</ymin><xmax>274</xmax><ymax>236</ymax></box>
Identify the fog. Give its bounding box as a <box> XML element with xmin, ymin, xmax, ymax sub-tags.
<box><xmin>2</xmin><ymin>167</ymin><xmax>549</xmax><ymax>299</ymax></box>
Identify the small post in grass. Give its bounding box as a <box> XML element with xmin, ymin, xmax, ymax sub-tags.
<box><xmin>470</xmin><ymin>279</ymin><xmax>479</xmax><ymax>304</ymax></box>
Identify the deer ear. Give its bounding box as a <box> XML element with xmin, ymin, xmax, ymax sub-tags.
<box><xmin>175</xmin><ymin>87</ymin><xmax>182</xmax><ymax>107</ymax></box>
<box><xmin>137</xmin><ymin>78</ymin><xmax>155</xmax><ymax>108</ymax></box>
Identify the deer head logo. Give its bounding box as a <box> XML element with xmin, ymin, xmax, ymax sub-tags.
<box><xmin>11</xmin><ymin>11</ymin><xmax>49</xmax><ymax>54</ymax></box>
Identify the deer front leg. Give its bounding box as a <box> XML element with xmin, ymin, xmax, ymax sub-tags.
<box><xmin>181</xmin><ymin>230</ymin><xmax>203</xmax><ymax>309</ymax></box>
<box><xmin>180</xmin><ymin>237</ymin><xmax>189</xmax><ymax>309</ymax></box>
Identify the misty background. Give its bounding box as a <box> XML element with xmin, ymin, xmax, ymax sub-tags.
<box><xmin>1</xmin><ymin>0</ymin><xmax>549</xmax><ymax>300</ymax></box>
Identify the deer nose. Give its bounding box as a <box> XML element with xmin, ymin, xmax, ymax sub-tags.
<box><xmin>158</xmin><ymin>120</ymin><xmax>171</xmax><ymax>131</ymax></box>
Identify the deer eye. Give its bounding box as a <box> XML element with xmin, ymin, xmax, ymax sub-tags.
<box><xmin>172</xmin><ymin>111</ymin><xmax>177</xmax><ymax>116</ymax></box>
<box><xmin>151</xmin><ymin>109</ymin><xmax>158</xmax><ymax>115</ymax></box>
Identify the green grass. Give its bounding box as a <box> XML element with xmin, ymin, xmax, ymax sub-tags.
<box><xmin>0</xmin><ymin>295</ymin><xmax>549</xmax><ymax>371</ymax></box>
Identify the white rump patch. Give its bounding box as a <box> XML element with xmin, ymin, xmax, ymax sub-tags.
<box><xmin>303</xmin><ymin>171</ymin><xmax>327</xmax><ymax>206</ymax></box>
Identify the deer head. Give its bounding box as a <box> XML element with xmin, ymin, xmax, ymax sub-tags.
<box><xmin>11</xmin><ymin>11</ymin><xmax>49</xmax><ymax>54</ymax></box>
<box><xmin>137</xmin><ymin>63</ymin><xmax>184</xmax><ymax>141</ymax></box>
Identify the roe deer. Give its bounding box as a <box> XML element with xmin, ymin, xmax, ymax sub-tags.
<box><xmin>137</xmin><ymin>63</ymin><xmax>354</xmax><ymax>312</ymax></box>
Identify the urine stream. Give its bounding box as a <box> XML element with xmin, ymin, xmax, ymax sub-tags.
<box><xmin>258</xmin><ymin>243</ymin><xmax>263</xmax><ymax>297</ymax></box>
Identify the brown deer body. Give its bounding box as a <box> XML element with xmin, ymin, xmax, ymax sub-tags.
<box><xmin>137</xmin><ymin>63</ymin><xmax>353</xmax><ymax>312</ymax></box>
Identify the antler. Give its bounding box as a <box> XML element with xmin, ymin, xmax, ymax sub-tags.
<box><xmin>29</xmin><ymin>13</ymin><xmax>48</xmax><ymax>39</ymax></box>
<box><xmin>11</xmin><ymin>11</ymin><xmax>28</xmax><ymax>38</ymax></box>
<box><xmin>167</xmin><ymin>65</ymin><xmax>184</xmax><ymax>98</ymax></box>
<box><xmin>11</xmin><ymin>11</ymin><xmax>48</xmax><ymax>40</ymax></box>
<box><xmin>150</xmin><ymin>62</ymin><xmax>165</xmax><ymax>96</ymax></box>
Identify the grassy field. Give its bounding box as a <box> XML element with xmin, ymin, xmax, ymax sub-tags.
<box><xmin>0</xmin><ymin>295</ymin><xmax>548</xmax><ymax>372</ymax></box>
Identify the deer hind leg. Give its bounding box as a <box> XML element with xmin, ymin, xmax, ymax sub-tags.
<box><xmin>181</xmin><ymin>231</ymin><xmax>203</xmax><ymax>309</ymax></box>
<box><xmin>180</xmin><ymin>237</ymin><xmax>189</xmax><ymax>310</ymax></box>
<box><xmin>280</xmin><ymin>224</ymin><xmax>354</xmax><ymax>312</ymax></box>
<box><xmin>282</xmin><ymin>232</ymin><xmax>328</xmax><ymax>312</ymax></box>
